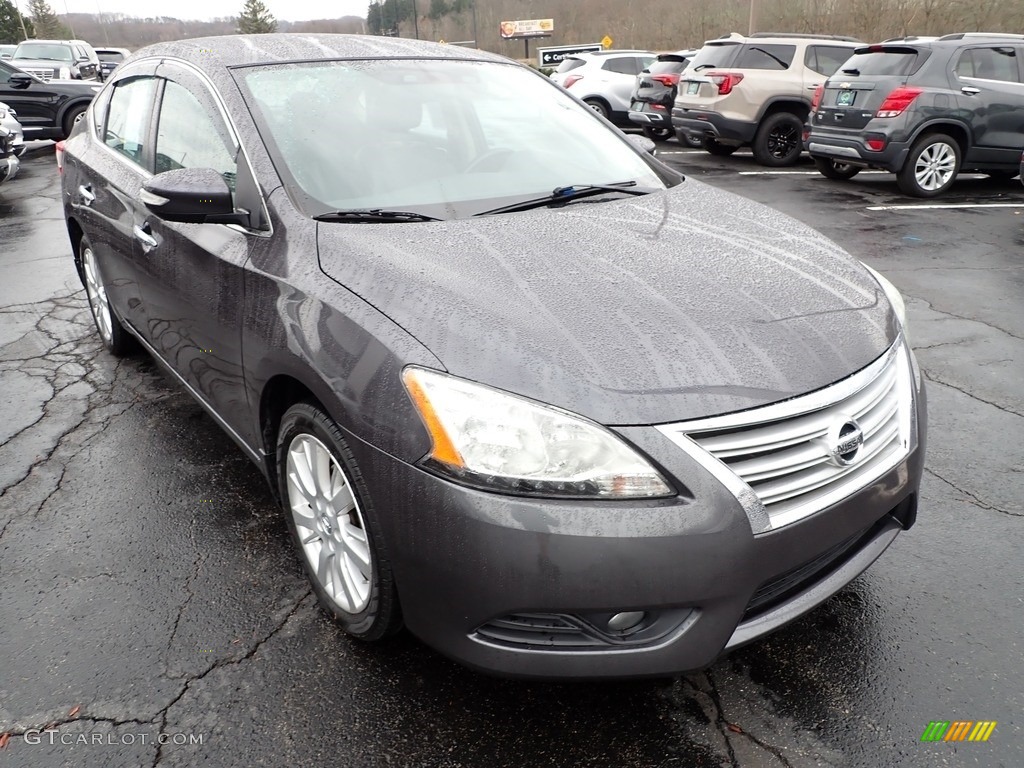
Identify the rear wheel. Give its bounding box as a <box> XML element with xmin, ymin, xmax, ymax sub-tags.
<box><xmin>752</xmin><ymin>112</ymin><xmax>803</xmax><ymax>167</ymax></box>
<box><xmin>583</xmin><ymin>98</ymin><xmax>610</xmax><ymax>119</ymax></box>
<box><xmin>702</xmin><ymin>137</ymin><xmax>738</xmax><ymax>156</ymax></box>
<box><xmin>641</xmin><ymin>125</ymin><xmax>673</xmax><ymax>142</ymax></box>
<box><xmin>813</xmin><ymin>157</ymin><xmax>862</xmax><ymax>181</ymax></box>
<box><xmin>277</xmin><ymin>402</ymin><xmax>402</xmax><ymax>641</ymax></box>
<box><xmin>80</xmin><ymin>237</ymin><xmax>134</xmax><ymax>357</ymax></box>
<box><xmin>61</xmin><ymin>104</ymin><xmax>88</xmax><ymax>139</ymax></box>
<box><xmin>897</xmin><ymin>133</ymin><xmax>961</xmax><ymax>197</ymax></box>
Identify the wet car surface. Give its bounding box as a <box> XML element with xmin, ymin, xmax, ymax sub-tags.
<box><xmin>0</xmin><ymin>143</ymin><xmax>1021</xmax><ymax>765</ymax></box>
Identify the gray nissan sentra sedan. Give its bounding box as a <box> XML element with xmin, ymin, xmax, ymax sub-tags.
<box><xmin>60</xmin><ymin>34</ymin><xmax>926</xmax><ymax>679</ymax></box>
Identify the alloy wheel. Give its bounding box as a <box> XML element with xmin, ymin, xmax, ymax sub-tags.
<box><xmin>82</xmin><ymin>246</ymin><xmax>113</xmax><ymax>344</ymax></box>
<box><xmin>285</xmin><ymin>433</ymin><xmax>372</xmax><ymax>614</ymax></box>
<box><xmin>767</xmin><ymin>124</ymin><xmax>799</xmax><ymax>160</ymax></box>
<box><xmin>914</xmin><ymin>143</ymin><xmax>957</xmax><ymax>191</ymax></box>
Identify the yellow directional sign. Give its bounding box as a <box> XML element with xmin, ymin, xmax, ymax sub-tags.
<box><xmin>601</xmin><ymin>35</ymin><xmax>613</xmax><ymax>49</ymax></box>
<box><xmin>439</xmin><ymin>39</ymin><xmax>447</xmax><ymax>44</ymax></box>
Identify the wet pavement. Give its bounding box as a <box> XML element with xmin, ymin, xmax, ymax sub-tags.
<box><xmin>1</xmin><ymin>143</ymin><xmax>1021</xmax><ymax>767</ymax></box>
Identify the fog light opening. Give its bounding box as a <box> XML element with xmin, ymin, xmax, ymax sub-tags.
<box><xmin>607</xmin><ymin>611</ymin><xmax>646</xmax><ymax>632</ymax></box>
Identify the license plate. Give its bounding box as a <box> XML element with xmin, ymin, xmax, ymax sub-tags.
<box><xmin>631</xmin><ymin>101</ymin><xmax>644</xmax><ymax>111</ymax></box>
<box><xmin>836</xmin><ymin>89</ymin><xmax>856</xmax><ymax>107</ymax></box>
<box><xmin>686</xmin><ymin>81</ymin><xmax>699</xmax><ymax>95</ymax></box>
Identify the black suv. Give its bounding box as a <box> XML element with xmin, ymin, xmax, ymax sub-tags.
<box><xmin>627</xmin><ymin>50</ymin><xmax>699</xmax><ymax>144</ymax></box>
<box><xmin>0</xmin><ymin>59</ymin><xmax>99</xmax><ymax>139</ymax></box>
<box><xmin>806</xmin><ymin>34</ymin><xmax>1024</xmax><ymax>196</ymax></box>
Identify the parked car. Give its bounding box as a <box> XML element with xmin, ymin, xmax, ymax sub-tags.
<box><xmin>0</xmin><ymin>44</ymin><xmax>16</xmax><ymax>60</ymax></box>
<box><xmin>0</xmin><ymin>100</ymin><xmax>25</xmax><ymax>156</ymax></box>
<box><xmin>550</xmin><ymin>49</ymin><xmax>656</xmax><ymax>123</ymax></box>
<box><xmin>63</xmin><ymin>34</ymin><xmax>924</xmax><ymax>680</ymax></box>
<box><xmin>628</xmin><ymin>50</ymin><xmax>700</xmax><ymax>144</ymax></box>
<box><xmin>806</xmin><ymin>34</ymin><xmax>1024</xmax><ymax>196</ymax></box>
<box><xmin>10</xmin><ymin>39</ymin><xmax>100</xmax><ymax>81</ymax></box>
<box><xmin>673</xmin><ymin>32</ymin><xmax>861</xmax><ymax>165</ymax></box>
<box><xmin>0</xmin><ymin>59</ymin><xmax>100</xmax><ymax>139</ymax></box>
<box><xmin>94</xmin><ymin>47</ymin><xmax>131</xmax><ymax>80</ymax></box>
<box><xmin>0</xmin><ymin>124</ymin><xmax>19</xmax><ymax>185</ymax></box>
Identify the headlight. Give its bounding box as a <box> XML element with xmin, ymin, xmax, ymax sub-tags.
<box><xmin>402</xmin><ymin>367</ymin><xmax>674</xmax><ymax>499</ymax></box>
<box><xmin>59</xmin><ymin>66</ymin><xmax>71</xmax><ymax>79</ymax></box>
<box><xmin>861</xmin><ymin>262</ymin><xmax>907</xmax><ymax>331</ymax></box>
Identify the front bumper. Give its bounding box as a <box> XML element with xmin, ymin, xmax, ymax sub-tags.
<box><xmin>1</xmin><ymin>153</ymin><xmax>19</xmax><ymax>184</ymax></box>
<box><xmin>671</xmin><ymin>107</ymin><xmax>757</xmax><ymax>145</ymax></box>
<box><xmin>347</xmin><ymin>351</ymin><xmax>927</xmax><ymax>679</ymax></box>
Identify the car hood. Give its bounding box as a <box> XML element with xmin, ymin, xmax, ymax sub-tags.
<box><xmin>316</xmin><ymin>179</ymin><xmax>898</xmax><ymax>425</ymax></box>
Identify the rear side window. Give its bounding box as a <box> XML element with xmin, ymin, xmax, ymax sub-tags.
<box><xmin>104</xmin><ymin>77</ymin><xmax>156</xmax><ymax>167</ymax></box>
<box><xmin>687</xmin><ymin>43</ymin><xmax>741</xmax><ymax>71</ymax></box>
<box><xmin>838</xmin><ymin>50</ymin><xmax>920</xmax><ymax>77</ymax></box>
<box><xmin>735</xmin><ymin>44</ymin><xmax>796</xmax><ymax>70</ymax></box>
<box><xmin>956</xmin><ymin>47</ymin><xmax>1020</xmax><ymax>83</ymax></box>
<box><xmin>603</xmin><ymin>57</ymin><xmax>645</xmax><ymax>75</ymax></box>
<box><xmin>555</xmin><ymin>58</ymin><xmax>585</xmax><ymax>73</ymax></box>
<box><xmin>806</xmin><ymin>46</ymin><xmax>855</xmax><ymax>76</ymax></box>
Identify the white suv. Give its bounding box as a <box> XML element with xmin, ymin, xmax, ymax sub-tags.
<box><xmin>550</xmin><ymin>50</ymin><xmax>656</xmax><ymax>124</ymax></box>
<box><xmin>672</xmin><ymin>33</ymin><xmax>861</xmax><ymax>166</ymax></box>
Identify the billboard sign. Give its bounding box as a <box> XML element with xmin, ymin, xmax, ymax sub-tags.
<box><xmin>499</xmin><ymin>19</ymin><xmax>554</xmax><ymax>40</ymax></box>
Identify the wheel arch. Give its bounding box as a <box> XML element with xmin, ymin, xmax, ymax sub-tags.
<box><xmin>56</xmin><ymin>98</ymin><xmax>92</xmax><ymax>134</ymax></box>
<box><xmin>259</xmin><ymin>373</ymin><xmax>331</xmax><ymax>501</ymax></box>
<box><xmin>908</xmin><ymin>120</ymin><xmax>972</xmax><ymax>156</ymax></box>
<box><xmin>757</xmin><ymin>98</ymin><xmax>812</xmax><ymax>124</ymax></box>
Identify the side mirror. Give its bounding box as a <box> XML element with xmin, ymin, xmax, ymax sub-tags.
<box><xmin>9</xmin><ymin>73</ymin><xmax>32</xmax><ymax>89</ymax></box>
<box><xmin>140</xmin><ymin>167</ymin><xmax>247</xmax><ymax>225</ymax></box>
<box><xmin>626</xmin><ymin>133</ymin><xmax>657</xmax><ymax>155</ymax></box>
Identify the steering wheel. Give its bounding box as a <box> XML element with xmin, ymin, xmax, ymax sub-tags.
<box><xmin>464</xmin><ymin>148</ymin><xmax>515</xmax><ymax>173</ymax></box>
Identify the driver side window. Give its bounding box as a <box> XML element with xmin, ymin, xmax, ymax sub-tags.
<box><xmin>154</xmin><ymin>80</ymin><xmax>237</xmax><ymax>190</ymax></box>
<box><xmin>104</xmin><ymin>77</ymin><xmax>157</xmax><ymax>168</ymax></box>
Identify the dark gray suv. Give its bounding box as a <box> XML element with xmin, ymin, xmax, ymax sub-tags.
<box><xmin>806</xmin><ymin>34</ymin><xmax>1024</xmax><ymax>196</ymax></box>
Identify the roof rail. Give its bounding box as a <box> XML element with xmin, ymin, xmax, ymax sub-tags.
<box><xmin>937</xmin><ymin>32</ymin><xmax>1024</xmax><ymax>41</ymax></box>
<box><xmin>748</xmin><ymin>32</ymin><xmax>862</xmax><ymax>42</ymax></box>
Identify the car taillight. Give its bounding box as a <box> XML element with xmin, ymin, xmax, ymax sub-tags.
<box><xmin>866</xmin><ymin>138</ymin><xmax>887</xmax><ymax>151</ymax></box>
<box><xmin>707</xmin><ymin>71</ymin><xmax>744</xmax><ymax>95</ymax></box>
<box><xmin>651</xmin><ymin>74</ymin><xmax>680</xmax><ymax>87</ymax></box>
<box><xmin>564</xmin><ymin>74</ymin><xmax>583</xmax><ymax>89</ymax></box>
<box><xmin>876</xmin><ymin>87</ymin><xmax>923</xmax><ymax>118</ymax></box>
<box><xmin>811</xmin><ymin>84</ymin><xmax>824</xmax><ymax>111</ymax></box>
<box><xmin>55</xmin><ymin>140</ymin><xmax>65</xmax><ymax>174</ymax></box>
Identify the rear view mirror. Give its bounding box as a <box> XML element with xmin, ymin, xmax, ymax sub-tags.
<box><xmin>141</xmin><ymin>167</ymin><xmax>247</xmax><ymax>225</ymax></box>
<box><xmin>9</xmin><ymin>73</ymin><xmax>32</xmax><ymax>89</ymax></box>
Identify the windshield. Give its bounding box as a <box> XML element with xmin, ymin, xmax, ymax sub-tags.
<box><xmin>14</xmin><ymin>43</ymin><xmax>73</xmax><ymax>62</ymax></box>
<box><xmin>685</xmin><ymin>43</ymin><xmax>741</xmax><ymax>72</ymax></box>
<box><xmin>239</xmin><ymin>59</ymin><xmax>670</xmax><ymax>220</ymax></box>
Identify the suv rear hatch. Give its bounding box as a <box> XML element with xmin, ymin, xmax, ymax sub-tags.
<box><xmin>632</xmin><ymin>54</ymin><xmax>690</xmax><ymax>108</ymax></box>
<box><xmin>678</xmin><ymin>41</ymin><xmax>742</xmax><ymax>99</ymax></box>
<box><xmin>814</xmin><ymin>45</ymin><xmax>930</xmax><ymax>130</ymax></box>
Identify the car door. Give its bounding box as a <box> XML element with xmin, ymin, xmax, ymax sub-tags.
<box><xmin>67</xmin><ymin>69</ymin><xmax>159</xmax><ymax>330</ymax></box>
<box><xmin>133</xmin><ymin>63</ymin><xmax>254</xmax><ymax>437</ymax></box>
<box><xmin>953</xmin><ymin>45</ymin><xmax>1024</xmax><ymax>164</ymax></box>
<box><xmin>0</xmin><ymin>61</ymin><xmax>59</xmax><ymax>131</ymax></box>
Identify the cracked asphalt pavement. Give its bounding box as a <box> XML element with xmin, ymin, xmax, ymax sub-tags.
<box><xmin>1</xmin><ymin>144</ymin><xmax>1022</xmax><ymax>767</ymax></box>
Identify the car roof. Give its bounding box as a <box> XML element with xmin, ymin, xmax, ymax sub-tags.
<box><xmin>569</xmin><ymin>50</ymin><xmax>653</xmax><ymax>59</ymax></box>
<box><xmin>128</xmin><ymin>33</ymin><xmax>509</xmax><ymax>71</ymax></box>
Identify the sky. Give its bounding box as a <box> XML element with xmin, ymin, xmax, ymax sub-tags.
<box><xmin>54</xmin><ymin>0</ymin><xmax>370</xmax><ymax>22</ymax></box>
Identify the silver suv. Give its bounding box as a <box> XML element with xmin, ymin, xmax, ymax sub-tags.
<box><xmin>673</xmin><ymin>33</ymin><xmax>861</xmax><ymax>166</ymax></box>
<box><xmin>550</xmin><ymin>50</ymin><xmax>656</xmax><ymax>124</ymax></box>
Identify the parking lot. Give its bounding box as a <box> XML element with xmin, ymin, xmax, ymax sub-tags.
<box><xmin>0</xmin><ymin>141</ymin><xmax>1021</xmax><ymax>767</ymax></box>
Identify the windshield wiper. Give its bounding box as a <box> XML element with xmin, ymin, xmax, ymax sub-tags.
<box><xmin>313</xmin><ymin>208</ymin><xmax>440</xmax><ymax>223</ymax></box>
<box><xmin>693</xmin><ymin>64</ymin><xmax>718</xmax><ymax>71</ymax></box>
<box><xmin>475</xmin><ymin>182</ymin><xmax>649</xmax><ymax>217</ymax></box>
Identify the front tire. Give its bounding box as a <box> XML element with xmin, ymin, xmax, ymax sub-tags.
<box><xmin>897</xmin><ymin>133</ymin><xmax>961</xmax><ymax>197</ymax></box>
<box><xmin>583</xmin><ymin>98</ymin><xmax>610</xmax><ymax>119</ymax></box>
<box><xmin>80</xmin><ymin>237</ymin><xmax>135</xmax><ymax>356</ymax></box>
<box><xmin>62</xmin><ymin>104</ymin><xmax>88</xmax><ymax>139</ymax></box>
<box><xmin>813</xmin><ymin>157</ymin><xmax>862</xmax><ymax>180</ymax></box>
<box><xmin>277</xmin><ymin>402</ymin><xmax>402</xmax><ymax>641</ymax></box>
<box><xmin>752</xmin><ymin>112</ymin><xmax>804</xmax><ymax>167</ymax></box>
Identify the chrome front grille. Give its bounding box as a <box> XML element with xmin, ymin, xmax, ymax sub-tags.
<box><xmin>657</xmin><ymin>339</ymin><xmax>914</xmax><ymax>532</ymax></box>
<box><xmin>22</xmin><ymin>67</ymin><xmax>55</xmax><ymax>81</ymax></box>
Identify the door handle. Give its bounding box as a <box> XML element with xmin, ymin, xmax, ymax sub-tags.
<box><xmin>961</xmin><ymin>86</ymin><xmax>981</xmax><ymax>95</ymax></box>
<box><xmin>78</xmin><ymin>184</ymin><xmax>95</xmax><ymax>206</ymax></box>
<box><xmin>133</xmin><ymin>223</ymin><xmax>158</xmax><ymax>252</ymax></box>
